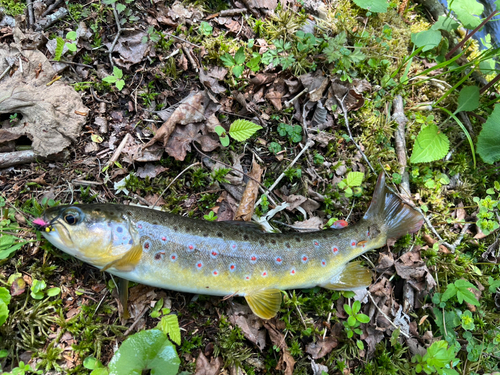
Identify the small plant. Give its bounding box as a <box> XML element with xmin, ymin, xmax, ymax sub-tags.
<box><xmin>221</xmin><ymin>47</ymin><xmax>246</xmax><ymax>78</ymax></box>
<box><xmin>103</xmin><ymin>66</ymin><xmax>125</xmax><ymax>91</ymax></box>
<box><xmin>1</xmin><ymin>198</ymin><xmax>30</xmax><ymax>260</ymax></box>
<box><xmin>411</xmin><ymin>340</ymin><xmax>459</xmax><ymax>375</ymax></box>
<box><xmin>343</xmin><ymin>300</ymin><xmax>370</xmax><ymax>350</ymax></box>
<box><xmin>277</xmin><ymin>122</ymin><xmax>302</xmax><ymax>143</ymax></box>
<box><xmin>441</xmin><ymin>279</ymin><xmax>480</xmax><ymax>307</ymax></box>
<box><xmin>0</xmin><ymin>287</ymin><xmax>11</xmax><ymax>327</ymax></box>
<box><xmin>268</xmin><ymin>142</ymin><xmax>282</xmax><ymax>154</ymax></box>
<box><xmin>2</xmin><ymin>361</ymin><xmax>43</xmax><ymax>375</ymax></box>
<box><xmin>53</xmin><ymin>31</ymin><xmax>77</xmax><ymax>61</ymax></box>
<box><xmin>284</xmin><ymin>167</ymin><xmax>301</xmax><ymax>182</ymax></box>
<box><xmin>203</xmin><ymin>211</ymin><xmax>218</xmax><ymax>222</ymax></box>
<box><xmin>214</xmin><ymin>120</ymin><xmax>262</xmax><ymax>146</ymax></box>
<box><xmin>30</xmin><ymin>279</ymin><xmax>61</xmax><ymax>300</ymax></box>
<box><xmin>142</xmin><ymin>26</ymin><xmax>161</xmax><ymax>44</ymax></box>
<box><xmin>337</xmin><ymin>172</ymin><xmax>364</xmax><ymax>198</ymax></box>
<box><xmin>474</xmin><ymin>184</ymin><xmax>499</xmax><ymax>235</ymax></box>
<box><xmin>199</xmin><ymin>21</ymin><xmax>213</xmax><ymax>36</ymax></box>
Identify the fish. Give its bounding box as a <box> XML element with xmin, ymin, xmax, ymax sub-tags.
<box><xmin>33</xmin><ymin>173</ymin><xmax>423</xmax><ymax>320</ymax></box>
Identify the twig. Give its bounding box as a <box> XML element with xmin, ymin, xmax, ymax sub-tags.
<box><xmin>392</xmin><ymin>95</ymin><xmax>411</xmax><ymax>197</ymax></box>
<box><xmin>41</xmin><ymin>0</ymin><xmax>63</xmax><ymax>17</ymax></box>
<box><xmin>367</xmin><ymin>292</ymin><xmax>410</xmax><ymax>338</ymax></box>
<box><xmin>91</xmin><ymin>289</ymin><xmax>109</xmax><ymax>318</ymax></box>
<box><xmin>107</xmin><ymin>3</ymin><xmax>135</xmax><ymax>66</ymax></box>
<box><xmin>337</xmin><ymin>92</ymin><xmax>376</xmax><ymax>175</ymax></box>
<box><xmin>284</xmin><ymin>88</ymin><xmax>307</xmax><ymax>108</ymax></box>
<box><xmin>27</xmin><ymin>0</ymin><xmax>34</xmax><ymax>29</ymax></box>
<box><xmin>0</xmin><ymin>65</ymin><xmax>12</xmax><ymax>81</ymax></box>
<box><xmin>35</xmin><ymin>7</ymin><xmax>68</xmax><ymax>30</ymax></box>
<box><xmin>163</xmin><ymin>32</ymin><xmax>201</xmax><ymax>48</ymax></box>
<box><xmin>90</xmin><ymin>86</ymin><xmax>113</xmax><ymax>104</ymax></box>
<box><xmin>181</xmin><ymin>45</ymin><xmax>198</xmax><ymax>72</ymax></box>
<box><xmin>123</xmin><ymin>306</ymin><xmax>149</xmax><ymax>336</ymax></box>
<box><xmin>255</xmin><ymin>140</ymin><xmax>315</xmax><ymax>207</ymax></box>
<box><xmin>50</xmin><ymin>60</ymin><xmax>93</xmax><ymax>68</ymax></box>
<box><xmin>219</xmin><ymin>8</ymin><xmax>248</xmax><ymax>17</ymax></box>
<box><xmin>152</xmin><ymin>162</ymin><xmax>201</xmax><ymax>208</ymax></box>
<box><xmin>106</xmin><ymin>133</ymin><xmax>130</xmax><ymax>167</ymax></box>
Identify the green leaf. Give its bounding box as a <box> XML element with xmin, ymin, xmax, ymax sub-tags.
<box><xmin>352</xmin><ymin>300</ymin><xmax>361</xmax><ymax>314</ymax></box>
<box><xmin>0</xmin><ymin>287</ymin><xmax>10</xmax><ymax>327</ymax></box>
<box><xmin>54</xmin><ymin>36</ymin><xmax>65</xmax><ymax>61</ymax></box>
<box><xmin>66</xmin><ymin>31</ymin><xmax>77</xmax><ymax>41</ymax></box>
<box><xmin>477</xmin><ymin>104</ymin><xmax>500</xmax><ymax>164</ymax></box>
<box><xmin>103</xmin><ymin>75</ymin><xmax>118</xmax><ymax>84</ymax></box>
<box><xmin>456</xmin><ymin>290</ymin><xmax>479</xmax><ymax>306</ymax></box>
<box><xmin>232</xmin><ymin>64</ymin><xmax>244</xmax><ymax>78</ymax></box>
<box><xmin>0</xmin><ymin>287</ymin><xmax>11</xmax><ymax>306</ymax></box>
<box><xmin>157</xmin><ymin>315</ymin><xmax>181</xmax><ymax>345</ymax></box>
<box><xmin>199</xmin><ymin>21</ymin><xmax>213</xmax><ymax>36</ymax></box>
<box><xmin>410</xmin><ymin>124</ymin><xmax>450</xmax><ymax>163</ymax></box>
<box><xmin>411</xmin><ymin>30</ymin><xmax>442</xmax><ymax>52</ymax></box>
<box><xmin>343</xmin><ymin>304</ymin><xmax>352</xmax><ymax>315</ymax></box>
<box><xmin>357</xmin><ymin>313</ymin><xmax>370</xmax><ymax>323</ymax></box>
<box><xmin>234</xmin><ymin>47</ymin><xmax>245</xmax><ymax>65</ymax></box>
<box><xmin>46</xmin><ymin>287</ymin><xmax>61</xmax><ymax>297</ymax></box>
<box><xmin>431</xmin><ymin>16</ymin><xmax>459</xmax><ymax>32</ymax></box>
<box><xmin>220</xmin><ymin>53</ymin><xmax>236</xmax><ymax>68</ymax></box>
<box><xmin>450</xmin><ymin>0</ymin><xmax>484</xmax><ymax>29</ymax></box>
<box><xmin>346</xmin><ymin>172</ymin><xmax>364</xmax><ymax>187</ymax></box>
<box><xmin>113</xmin><ymin>66</ymin><xmax>123</xmax><ymax>79</ymax></box>
<box><xmin>456</xmin><ymin>86</ymin><xmax>479</xmax><ymax>112</ymax></box>
<box><xmin>220</xmin><ymin>135</ymin><xmax>230</xmax><ymax>147</ymax></box>
<box><xmin>116</xmin><ymin>79</ymin><xmax>125</xmax><ymax>91</ymax></box>
<box><xmin>31</xmin><ymin>279</ymin><xmax>46</xmax><ymax>294</ymax></box>
<box><xmin>441</xmin><ymin>284</ymin><xmax>457</xmax><ymax>302</ymax></box>
<box><xmin>229</xmin><ymin>120</ymin><xmax>262</xmax><ymax>142</ymax></box>
<box><xmin>67</xmin><ymin>43</ymin><xmax>77</xmax><ymax>52</ymax></box>
<box><xmin>352</xmin><ymin>0</ymin><xmax>387</xmax><ymax>13</ymax></box>
<box><xmin>108</xmin><ymin>329</ymin><xmax>180</xmax><ymax>375</ymax></box>
<box><xmin>214</xmin><ymin>125</ymin><xmax>226</xmax><ymax>136</ymax></box>
<box><xmin>116</xmin><ymin>3</ymin><xmax>126</xmax><ymax>13</ymax></box>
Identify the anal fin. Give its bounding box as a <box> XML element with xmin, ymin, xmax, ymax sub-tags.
<box><xmin>245</xmin><ymin>289</ymin><xmax>282</xmax><ymax>320</ymax></box>
<box><xmin>102</xmin><ymin>244</ymin><xmax>142</xmax><ymax>272</ymax></box>
<box><xmin>321</xmin><ymin>261</ymin><xmax>372</xmax><ymax>290</ymax></box>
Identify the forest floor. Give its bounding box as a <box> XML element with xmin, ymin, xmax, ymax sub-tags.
<box><xmin>0</xmin><ymin>0</ymin><xmax>499</xmax><ymax>374</ymax></box>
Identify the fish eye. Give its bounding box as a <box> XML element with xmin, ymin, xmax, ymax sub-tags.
<box><xmin>64</xmin><ymin>214</ymin><xmax>78</xmax><ymax>225</ymax></box>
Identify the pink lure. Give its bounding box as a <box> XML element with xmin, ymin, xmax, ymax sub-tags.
<box><xmin>33</xmin><ymin>218</ymin><xmax>48</xmax><ymax>227</ymax></box>
<box><xmin>331</xmin><ymin>220</ymin><xmax>348</xmax><ymax>229</ymax></box>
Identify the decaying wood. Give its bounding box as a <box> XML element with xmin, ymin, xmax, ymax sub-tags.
<box><xmin>392</xmin><ymin>95</ymin><xmax>411</xmax><ymax>198</ymax></box>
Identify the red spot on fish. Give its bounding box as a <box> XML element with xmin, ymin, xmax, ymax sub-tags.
<box><xmin>290</xmin><ymin>268</ymin><xmax>296</xmax><ymax>275</ymax></box>
<box><xmin>301</xmin><ymin>255</ymin><xmax>308</xmax><ymax>263</ymax></box>
<box><xmin>162</xmin><ymin>236</ymin><xmax>166</xmax><ymax>241</ymax></box>
<box><xmin>229</xmin><ymin>264</ymin><xmax>236</xmax><ymax>272</ymax></box>
<box><xmin>213</xmin><ymin>270</ymin><xmax>218</xmax><ymax>276</ymax></box>
<box><xmin>196</xmin><ymin>262</ymin><xmax>203</xmax><ymax>269</ymax></box>
<box><xmin>313</xmin><ymin>240</ymin><xmax>320</xmax><ymax>247</ymax></box>
<box><xmin>144</xmin><ymin>242</ymin><xmax>150</xmax><ymax>249</ymax></box>
<box><xmin>137</xmin><ymin>224</ymin><xmax>143</xmax><ymax>229</ymax></box>
<box><xmin>262</xmin><ymin>271</ymin><xmax>267</xmax><ymax>277</ymax></box>
<box><xmin>211</xmin><ymin>250</ymin><xmax>218</xmax><ymax>258</ymax></box>
<box><xmin>275</xmin><ymin>256</ymin><xmax>282</xmax><ymax>264</ymax></box>
<box><xmin>351</xmin><ymin>240</ymin><xmax>356</xmax><ymax>247</ymax></box>
<box><xmin>231</xmin><ymin>243</ymin><xmax>237</xmax><ymax>249</ymax></box>
<box><xmin>245</xmin><ymin>275</ymin><xmax>250</xmax><ymax>280</ymax></box>
<box><xmin>321</xmin><ymin>260</ymin><xmax>326</xmax><ymax>267</ymax></box>
<box><xmin>331</xmin><ymin>220</ymin><xmax>348</xmax><ymax>229</ymax></box>
<box><xmin>170</xmin><ymin>253</ymin><xmax>177</xmax><ymax>262</ymax></box>
<box><xmin>250</xmin><ymin>255</ymin><xmax>257</xmax><ymax>264</ymax></box>
<box><xmin>187</xmin><ymin>244</ymin><xmax>195</xmax><ymax>252</ymax></box>
<box><xmin>332</xmin><ymin>246</ymin><xmax>339</xmax><ymax>254</ymax></box>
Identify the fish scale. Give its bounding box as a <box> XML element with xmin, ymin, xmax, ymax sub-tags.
<box><xmin>35</xmin><ymin>173</ymin><xmax>423</xmax><ymax>319</ymax></box>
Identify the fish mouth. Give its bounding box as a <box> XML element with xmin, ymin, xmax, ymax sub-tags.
<box><xmin>33</xmin><ymin>212</ymin><xmax>74</xmax><ymax>244</ymax></box>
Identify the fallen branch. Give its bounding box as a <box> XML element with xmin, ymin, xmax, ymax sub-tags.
<box><xmin>106</xmin><ymin>133</ymin><xmax>130</xmax><ymax>167</ymax></box>
<box><xmin>392</xmin><ymin>95</ymin><xmax>411</xmax><ymax>198</ymax></box>
<box><xmin>35</xmin><ymin>7</ymin><xmax>68</xmax><ymax>31</ymax></box>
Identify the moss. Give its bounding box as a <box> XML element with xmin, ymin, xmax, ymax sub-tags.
<box><xmin>0</xmin><ymin>0</ymin><xmax>26</xmax><ymax>16</ymax></box>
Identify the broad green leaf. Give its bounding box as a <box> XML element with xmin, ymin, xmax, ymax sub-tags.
<box><xmin>47</xmin><ymin>287</ymin><xmax>61</xmax><ymax>297</ymax></box>
<box><xmin>477</xmin><ymin>105</ymin><xmax>500</xmax><ymax>164</ymax></box>
<box><xmin>410</xmin><ymin>124</ymin><xmax>449</xmax><ymax>163</ymax></box>
<box><xmin>343</xmin><ymin>304</ymin><xmax>352</xmax><ymax>315</ymax></box>
<box><xmin>103</xmin><ymin>75</ymin><xmax>118</xmax><ymax>84</ymax></box>
<box><xmin>229</xmin><ymin>120</ymin><xmax>262</xmax><ymax>142</ymax></box>
<box><xmin>0</xmin><ymin>287</ymin><xmax>11</xmax><ymax>306</ymax></box>
<box><xmin>54</xmin><ymin>37</ymin><xmax>65</xmax><ymax>61</ymax></box>
<box><xmin>352</xmin><ymin>0</ymin><xmax>387</xmax><ymax>13</ymax></box>
<box><xmin>116</xmin><ymin>3</ymin><xmax>126</xmax><ymax>13</ymax></box>
<box><xmin>346</xmin><ymin>172</ymin><xmax>364</xmax><ymax>187</ymax></box>
<box><xmin>31</xmin><ymin>279</ymin><xmax>46</xmax><ymax>294</ymax></box>
<box><xmin>67</xmin><ymin>43</ymin><xmax>77</xmax><ymax>52</ymax></box>
<box><xmin>234</xmin><ymin>47</ymin><xmax>245</xmax><ymax>65</ymax></box>
<box><xmin>116</xmin><ymin>80</ymin><xmax>125</xmax><ymax>90</ymax></box>
<box><xmin>199</xmin><ymin>21</ymin><xmax>213</xmax><ymax>36</ymax></box>
<box><xmin>113</xmin><ymin>66</ymin><xmax>123</xmax><ymax>79</ymax></box>
<box><xmin>90</xmin><ymin>369</ymin><xmax>109</xmax><ymax>375</ymax></box>
<box><xmin>456</xmin><ymin>86</ymin><xmax>479</xmax><ymax>112</ymax></box>
<box><xmin>411</xmin><ymin>30</ymin><xmax>442</xmax><ymax>52</ymax></box>
<box><xmin>108</xmin><ymin>329</ymin><xmax>180</xmax><ymax>375</ymax></box>
<box><xmin>220</xmin><ymin>53</ymin><xmax>236</xmax><ymax>68</ymax></box>
<box><xmin>352</xmin><ymin>300</ymin><xmax>361</xmax><ymax>314</ymax></box>
<box><xmin>157</xmin><ymin>315</ymin><xmax>181</xmax><ymax>345</ymax></box>
<box><xmin>232</xmin><ymin>65</ymin><xmax>244</xmax><ymax>78</ymax></box>
<box><xmin>456</xmin><ymin>290</ymin><xmax>479</xmax><ymax>306</ymax></box>
<box><xmin>450</xmin><ymin>0</ymin><xmax>484</xmax><ymax>29</ymax></box>
<box><xmin>347</xmin><ymin>316</ymin><xmax>357</xmax><ymax>326</ymax></box>
<box><xmin>441</xmin><ymin>284</ymin><xmax>457</xmax><ymax>302</ymax></box>
<box><xmin>431</xmin><ymin>16</ymin><xmax>459</xmax><ymax>32</ymax></box>
<box><xmin>214</xmin><ymin>125</ymin><xmax>226</xmax><ymax>136</ymax></box>
<box><xmin>66</xmin><ymin>31</ymin><xmax>77</xmax><ymax>40</ymax></box>
<box><xmin>357</xmin><ymin>314</ymin><xmax>370</xmax><ymax>323</ymax></box>
<box><xmin>220</xmin><ymin>135</ymin><xmax>230</xmax><ymax>147</ymax></box>
<box><xmin>0</xmin><ymin>300</ymin><xmax>8</xmax><ymax>326</ymax></box>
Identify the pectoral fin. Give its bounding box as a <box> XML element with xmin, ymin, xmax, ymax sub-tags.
<box><xmin>118</xmin><ymin>278</ymin><xmax>130</xmax><ymax>320</ymax></box>
<box><xmin>321</xmin><ymin>261</ymin><xmax>372</xmax><ymax>290</ymax></box>
<box><xmin>245</xmin><ymin>289</ymin><xmax>282</xmax><ymax>320</ymax></box>
<box><xmin>102</xmin><ymin>244</ymin><xmax>142</xmax><ymax>272</ymax></box>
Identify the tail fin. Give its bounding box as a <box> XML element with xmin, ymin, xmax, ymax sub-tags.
<box><xmin>363</xmin><ymin>173</ymin><xmax>423</xmax><ymax>240</ymax></box>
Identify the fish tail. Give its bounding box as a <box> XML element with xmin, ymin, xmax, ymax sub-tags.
<box><xmin>364</xmin><ymin>173</ymin><xmax>423</xmax><ymax>240</ymax></box>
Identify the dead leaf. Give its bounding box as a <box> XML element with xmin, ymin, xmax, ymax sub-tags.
<box><xmin>235</xmin><ymin>160</ymin><xmax>262</xmax><ymax>222</ymax></box>
<box><xmin>104</xmin><ymin>30</ymin><xmax>150</xmax><ymax>69</ymax></box>
<box><xmin>394</xmin><ymin>250</ymin><xmax>436</xmax><ymax>291</ymax></box>
<box><xmin>0</xmin><ymin>28</ymin><xmax>88</xmax><ymax>157</ymax></box>
<box><xmin>194</xmin><ymin>352</ymin><xmax>222</xmax><ymax>375</ymax></box>
<box><xmin>199</xmin><ymin>66</ymin><xmax>228</xmax><ymax>94</ymax></box>
<box><xmin>265</xmin><ymin>89</ymin><xmax>283</xmax><ymax>110</ymax></box>
<box><xmin>10</xmin><ymin>276</ymin><xmax>26</xmax><ymax>296</ymax></box>
<box><xmin>481</xmin><ymin>237</ymin><xmax>500</xmax><ymax>263</ymax></box>
<box><xmin>292</xmin><ymin>217</ymin><xmax>324</xmax><ymax>231</ymax></box>
<box><xmin>305</xmin><ymin>336</ymin><xmax>338</xmax><ymax>359</ymax></box>
<box><xmin>228</xmin><ymin>303</ymin><xmax>267</xmax><ymax>351</ymax></box>
<box><xmin>263</xmin><ymin>320</ymin><xmax>295</xmax><ymax>375</ymax></box>
<box><xmin>165</xmin><ymin>123</ymin><xmax>220</xmax><ymax>161</ymax></box>
<box><xmin>136</xmin><ymin>163</ymin><xmax>167</xmax><ymax>178</ymax></box>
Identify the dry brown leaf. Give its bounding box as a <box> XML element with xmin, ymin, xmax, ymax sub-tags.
<box><xmin>228</xmin><ymin>303</ymin><xmax>267</xmax><ymax>351</ymax></box>
<box><xmin>235</xmin><ymin>160</ymin><xmax>262</xmax><ymax>222</ymax></box>
<box><xmin>263</xmin><ymin>320</ymin><xmax>295</xmax><ymax>375</ymax></box>
<box><xmin>216</xmin><ymin>191</ymin><xmax>239</xmax><ymax>222</ymax></box>
<box><xmin>292</xmin><ymin>217</ymin><xmax>323</xmax><ymax>231</ymax></box>
<box><xmin>394</xmin><ymin>250</ymin><xmax>437</xmax><ymax>291</ymax></box>
<box><xmin>265</xmin><ymin>89</ymin><xmax>283</xmax><ymax>110</ymax></box>
<box><xmin>165</xmin><ymin>123</ymin><xmax>219</xmax><ymax>161</ymax></box>
<box><xmin>0</xmin><ymin>29</ymin><xmax>88</xmax><ymax>157</ymax></box>
<box><xmin>136</xmin><ymin>163</ymin><xmax>168</xmax><ymax>178</ymax></box>
<box><xmin>194</xmin><ymin>352</ymin><xmax>222</xmax><ymax>375</ymax></box>
<box><xmin>305</xmin><ymin>336</ymin><xmax>338</xmax><ymax>359</ymax></box>
<box><xmin>104</xmin><ymin>30</ymin><xmax>150</xmax><ymax>69</ymax></box>
<box><xmin>199</xmin><ymin>67</ymin><xmax>228</xmax><ymax>94</ymax></box>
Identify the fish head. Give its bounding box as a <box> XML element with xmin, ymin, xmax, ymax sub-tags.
<box><xmin>34</xmin><ymin>205</ymin><xmax>136</xmax><ymax>267</ymax></box>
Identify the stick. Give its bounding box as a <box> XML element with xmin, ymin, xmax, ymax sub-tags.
<box><xmin>367</xmin><ymin>292</ymin><xmax>410</xmax><ymax>338</ymax></box>
<box><xmin>106</xmin><ymin>133</ymin><xmax>130</xmax><ymax>167</ymax></box>
<box><xmin>392</xmin><ymin>95</ymin><xmax>411</xmax><ymax>197</ymax></box>
<box><xmin>182</xmin><ymin>45</ymin><xmax>198</xmax><ymax>72</ymax></box>
<box><xmin>123</xmin><ymin>306</ymin><xmax>149</xmax><ymax>336</ymax></box>
<box><xmin>107</xmin><ymin>3</ymin><xmax>135</xmax><ymax>66</ymax></box>
<box><xmin>255</xmin><ymin>140</ymin><xmax>314</xmax><ymax>207</ymax></box>
<box><xmin>50</xmin><ymin>60</ymin><xmax>93</xmax><ymax>68</ymax></box>
<box><xmin>27</xmin><ymin>0</ymin><xmax>34</xmax><ymax>29</ymax></box>
<box><xmin>41</xmin><ymin>0</ymin><xmax>63</xmax><ymax>17</ymax></box>
<box><xmin>35</xmin><ymin>7</ymin><xmax>68</xmax><ymax>30</ymax></box>
<box><xmin>152</xmin><ymin>162</ymin><xmax>201</xmax><ymax>208</ymax></box>
<box><xmin>163</xmin><ymin>32</ymin><xmax>201</xmax><ymax>48</ymax></box>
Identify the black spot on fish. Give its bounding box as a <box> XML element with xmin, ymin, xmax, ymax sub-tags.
<box><xmin>154</xmin><ymin>253</ymin><xmax>162</xmax><ymax>260</ymax></box>
<box><xmin>259</xmin><ymin>239</ymin><xmax>265</xmax><ymax>246</ymax></box>
<box><xmin>206</xmin><ymin>286</ymin><xmax>209</xmax><ymax>288</ymax></box>
<box><xmin>217</xmin><ymin>232</ymin><xmax>223</xmax><ymax>238</ymax></box>
<box><xmin>295</xmin><ymin>237</ymin><xmax>302</xmax><ymax>243</ymax></box>
<box><xmin>127</xmin><ymin>211</ymin><xmax>132</xmax><ymax>216</ymax></box>
<box><xmin>153</xmin><ymin>221</ymin><xmax>159</xmax><ymax>225</ymax></box>
<box><xmin>243</xmin><ymin>234</ymin><xmax>250</xmax><ymax>241</ymax></box>
<box><xmin>203</xmin><ymin>233</ymin><xmax>209</xmax><ymax>237</ymax></box>
<box><xmin>285</xmin><ymin>242</ymin><xmax>291</xmax><ymax>248</ymax></box>
<box><xmin>270</xmin><ymin>239</ymin><xmax>277</xmax><ymax>245</ymax></box>
<box><xmin>173</xmin><ymin>226</ymin><xmax>179</xmax><ymax>232</ymax></box>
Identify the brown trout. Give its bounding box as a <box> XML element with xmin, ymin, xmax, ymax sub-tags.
<box><xmin>34</xmin><ymin>173</ymin><xmax>423</xmax><ymax>319</ymax></box>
